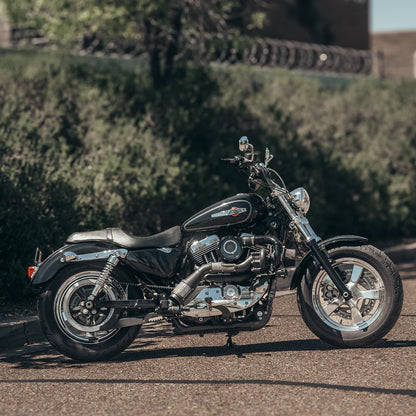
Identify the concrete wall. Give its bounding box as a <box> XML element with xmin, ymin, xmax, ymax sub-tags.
<box><xmin>0</xmin><ymin>1</ymin><xmax>10</xmax><ymax>47</ymax></box>
<box><xmin>371</xmin><ymin>31</ymin><xmax>416</xmax><ymax>79</ymax></box>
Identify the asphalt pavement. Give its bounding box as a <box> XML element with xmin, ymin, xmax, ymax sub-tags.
<box><xmin>0</xmin><ymin>242</ymin><xmax>415</xmax><ymax>416</ymax></box>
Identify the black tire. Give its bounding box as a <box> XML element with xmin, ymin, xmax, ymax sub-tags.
<box><xmin>297</xmin><ymin>244</ymin><xmax>403</xmax><ymax>348</ymax></box>
<box><xmin>38</xmin><ymin>263</ymin><xmax>142</xmax><ymax>361</ymax></box>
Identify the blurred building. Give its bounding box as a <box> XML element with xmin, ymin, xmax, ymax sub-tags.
<box><xmin>7</xmin><ymin>0</ymin><xmax>410</xmax><ymax>79</ymax></box>
<box><xmin>245</xmin><ymin>0</ymin><xmax>369</xmax><ymax>50</ymax></box>
<box><xmin>371</xmin><ymin>31</ymin><xmax>416</xmax><ymax>79</ymax></box>
<box><xmin>229</xmin><ymin>0</ymin><xmax>374</xmax><ymax>77</ymax></box>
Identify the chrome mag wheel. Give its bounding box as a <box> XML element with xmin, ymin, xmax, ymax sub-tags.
<box><xmin>298</xmin><ymin>245</ymin><xmax>403</xmax><ymax>348</ymax></box>
<box><xmin>53</xmin><ymin>271</ymin><xmax>126</xmax><ymax>343</ymax></box>
<box><xmin>311</xmin><ymin>258</ymin><xmax>385</xmax><ymax>332</ymax></box>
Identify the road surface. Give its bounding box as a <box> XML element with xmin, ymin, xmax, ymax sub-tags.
<box><xmin>0</xmin><ymin>270</ymin><xmax>415</xmax><ymax>415</ymax></box>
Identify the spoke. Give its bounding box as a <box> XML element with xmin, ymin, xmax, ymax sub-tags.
<box><xmin>350</xmin><ymin>266</ymin><xmax>363</xmax><ymax>285</ymax></box>
<box><xmin>78</xmin><ymin>287</ymin><xmax>90</xmax><ymax>300</ymax></box>
<box><xmin>73</xmin><ymin>293</ymin><xmax>83</xmax><ymax>302</ymax></box>
<box><xmin>359</xmin><ymin>289</ymin><xmax>381</xmax><ymax>300</ymax></box>
<box><xmin>350</xmin><ymin>305</ymin><xmax>364</xmax><ymax>324</ymax></box>
<box><xmin>324</xmin><ymin>301</ymin><xmax>341</xmax><ymax>316</ymax></box>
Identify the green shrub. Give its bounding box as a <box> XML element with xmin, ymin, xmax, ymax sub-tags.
<box><xmin>1</xmin><ymin>51</ymin><xmax>415</xmax><ymax>299</ymax></box>
<box><xmin>0</xmin><ymin>52</ymin><xmax>186</xmax><ymax>297</ymax></box>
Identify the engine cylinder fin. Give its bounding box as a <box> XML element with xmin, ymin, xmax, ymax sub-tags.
<box><xmin>189</xmin><ymin>235</ymin><xmax>220</xmax><ymax>265</ymax></box>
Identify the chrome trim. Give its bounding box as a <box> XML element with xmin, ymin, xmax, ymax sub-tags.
<box><xmin>222</xmin><ymin>239</ymin><xmax>238</xmax><ymax>255</ymax></box>
<box><xmin>90</xmin><ymin>253</ymin><xmax>120</xmax><ymax>298</ymax></box>
<box><xmin>312</xmin><ymin>258</ymin><xmax>385</xmax><ymax>331</ymax></box>
<box><xmin>189</xmin><ymin>235</ymin><xmax>220</xmax><ymax>265</ymax></box>
<box><xmin>60</xmin><ymin>249</ymin><xmax>128</xmax><ymax>263</ymax></box>
<box><xmin>34</xmin><ymin>248</ymin><xmax>42</xmax><ymax>265</ymax></box>
<box><xmin>183</xmin><ymin>282</ymin><xmax>269</xmax><ymax>318</ymax></box>
<box><xmin>273</xmin><ymin>189</ymin><xmax>321</xmax><ymax>243</ymax></box>
<box><xmin>211</xmin><ymin>207</ymin><xmax>247</xmax><ymax>218</ymax></box>
<box><xmin>157</xmin><ymin>248</ymin><xmax>173</xmax><ymax>253</ymax></box>
<box><xmin>290</xmin><ymin>187</ymin><xmax>310</xmax><ymax>214</ymax></box>
<box><xmin>53</xmin><ymin>271</ymin><xmax>122</xmax><ymax>343</ymax></box>
<box><xmin>290</xmin><ymin>215</ymin><xmax>320</xmax><ymax>242</ymax></box>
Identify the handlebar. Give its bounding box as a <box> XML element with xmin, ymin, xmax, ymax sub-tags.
<box><xmin>222</xmin><ymin>155</ymin><xmax>286</xmax><ymax>192</ymax></box>
<box><xmin>220</xmin><ymin>156</ymin><xmax>244</xmax><ymax>166</ymax></box>
<box><xmin>222</xmin><ymin>137</ymin><xmax>287</xmax><ymax>193</ymax></box>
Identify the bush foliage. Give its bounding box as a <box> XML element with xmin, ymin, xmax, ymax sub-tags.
<box><xmin>1</xmin><ymin>51</ymin><xmax>415</xmax><ymax>298</ymax></box>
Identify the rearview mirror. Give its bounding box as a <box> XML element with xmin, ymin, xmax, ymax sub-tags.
<box><xmin>239</xmin><ymin>136</ymin><xmax>249</xmax><ymax>152</ymax></box>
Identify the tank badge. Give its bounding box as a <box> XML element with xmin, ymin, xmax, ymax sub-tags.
<box><xmin>211</xmin><ymin>206</ymin><xmax>247</xmax><ymax>218</ymax></box>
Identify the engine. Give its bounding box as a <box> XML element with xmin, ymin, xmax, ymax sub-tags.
<box><xmin>176</xmin><ymin>234</ymin><xmax>282</xmax><ymax>321</ymax></box>
<box><xmin>182</xmin><ymin>280</ymin><xmax>269</xmax><ymax>319</ymax></box>
<box><xmin>189</xmin><ymin>235</ymin><xmax>245</xmax><ymax>266</ymax></box>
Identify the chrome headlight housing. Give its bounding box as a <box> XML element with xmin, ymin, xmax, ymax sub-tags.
<box><xmin>290</xmin><ymin>187</ymin><xmax>310</xmax><ymax>214</ymax></box>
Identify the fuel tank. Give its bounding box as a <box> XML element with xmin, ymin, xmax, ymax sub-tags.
<box><xmin>182</xmin><ymin>193</ymin><xmax>265</xmax><ymax>232</ymax></box>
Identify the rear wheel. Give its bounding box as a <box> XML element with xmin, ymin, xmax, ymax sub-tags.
<box><xmin>38</xmin><ymin>264</ymin><xmax>141</xmax><ymax>361</ymax></box>
<box><xmin>297</xmin><ymin>245</ymin><xmax>403</xmax><ymax>347</ymax></box>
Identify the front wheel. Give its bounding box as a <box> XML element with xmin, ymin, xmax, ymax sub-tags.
<box><xmin>297</xmin><ymin>244</ymin><xmax>403</xmax><ymax>348</ymax></box>
<box><xmin>38</xmin><ymin>264</ymin><xmax>142</xmax><ymax>361</ymax></box>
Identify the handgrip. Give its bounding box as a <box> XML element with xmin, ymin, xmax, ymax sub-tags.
<box><xmin>221</xmin><ymin>156</ymin><xmax>243</xmax><ymax>166</ymax></box>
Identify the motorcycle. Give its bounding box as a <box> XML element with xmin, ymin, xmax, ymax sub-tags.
<box><xmin>28</xmin><ymin>137</ymin><xmax>403</xmax><ymax>361</ymax></box>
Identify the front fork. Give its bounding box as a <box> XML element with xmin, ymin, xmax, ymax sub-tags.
<box><xmin>306</xmin><ymin>240</ymin><xmax>352</xmax><ymax>300</ymax></box>
<box><xmin>275</xmin><ymin>191</ymin><xmax>353</xmax><ymax>301</ymax></box>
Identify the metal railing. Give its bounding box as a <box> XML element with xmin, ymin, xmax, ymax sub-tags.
<box><xmin>195</xmin><ymin>35</ymin><xmax>383</xmax><ymax>78</ymax></box>
<box><xmin>6</xmin><ymin>27</ymin><xmax>383</xmax><ymax>78</ymax></box>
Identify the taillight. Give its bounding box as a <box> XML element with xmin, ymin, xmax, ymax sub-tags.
<box><xmin>28</xmin><ymin>266</ymin><xmax>36</xmax><ymax>279</ymax></box>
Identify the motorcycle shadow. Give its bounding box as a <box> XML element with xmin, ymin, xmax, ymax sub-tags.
<box><xmin>116</xmin><ymin>337</ymin><xmax>416</xmax><ymax>363</ymax></box>
<box><xmin>2</xmin><ymin>338</ymin><xmax>415</xmax><ymax>370</ymax></box>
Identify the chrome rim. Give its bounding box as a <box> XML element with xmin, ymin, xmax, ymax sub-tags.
<box><xmin>312</xmin><ymin>258</ymin><xmax>385</xmax><ymax>332</ymax></box>
<box><xmin>54</xmin><ymin>271</ymin><xmax>125</xmax><ymax>343</ymax></box>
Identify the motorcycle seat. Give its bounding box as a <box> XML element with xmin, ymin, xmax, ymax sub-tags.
<box><xmin>66</xmin><ymin>226</ymin><xmax>182</xmax><ymax>249</ymax></box>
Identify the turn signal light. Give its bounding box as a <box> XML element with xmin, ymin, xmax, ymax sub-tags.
<box><xmin>28</xmin><ymin>266</ymin><xmax>36</xmax><ymax>279</ymax></box>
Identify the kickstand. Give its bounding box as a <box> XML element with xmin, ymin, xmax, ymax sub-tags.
<box><xmin>225</xmin><ymin>331</ymin><xmax>238</xmax><ymax>349</ymax></box>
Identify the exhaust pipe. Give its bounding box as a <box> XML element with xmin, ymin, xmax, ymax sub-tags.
<box><xmin>170</xmin><ymin>255</ymin><xmax>254</xmax><ymax>305</ymax></box>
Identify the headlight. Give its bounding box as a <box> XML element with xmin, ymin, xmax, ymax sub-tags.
<box><xmin>290</xmin><ymin>187</ymin><xmax>310</xmax><ymax>214</ymax></box>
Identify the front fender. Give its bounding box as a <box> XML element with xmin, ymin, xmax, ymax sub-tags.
<box><xmin>289</xmin><ymin>235</ymin><xmax>368</xmax><ymax>290</ymax></box>
<box><xmin>31</xmin><ymin>242</ymin><xmax>119</xmax><ymax>287</ymax></box>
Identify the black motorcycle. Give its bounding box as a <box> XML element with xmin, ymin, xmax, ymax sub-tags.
<box><xmin>29</xmin><ymin>137</ymin><xmax>403</xmax><ymax>361</ymax></box>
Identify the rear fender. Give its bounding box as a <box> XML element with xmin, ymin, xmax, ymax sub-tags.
<box><xmin>31</xmin><ymin>242</ymin><xmax>122</xmax><ymax>288</ymax></box>
<box><xmin>289</xmin><ymin>235</ymin><xmax>368</xmax><ymax>290</ymax></box>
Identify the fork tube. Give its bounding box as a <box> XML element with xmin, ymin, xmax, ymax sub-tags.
<box><xmin>274</xmin><ymin>190</ymin><xmax>352</xmax><ymax>300</ymax></box>
<box><xmin>307</xmin><ymin>240</ymin><xmax>352</xmax><ymax>300</ymax></box>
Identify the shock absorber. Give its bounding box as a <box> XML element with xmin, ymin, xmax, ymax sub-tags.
<box><xmin>89</xmin><ymin>253</ymin><xmax>120</xmax><ymax>300</ymax></box>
